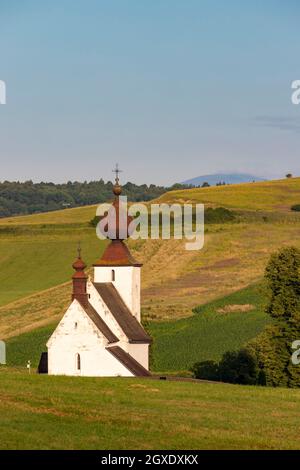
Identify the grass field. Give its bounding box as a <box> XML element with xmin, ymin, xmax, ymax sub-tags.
<box><xmin>0</xmin><ymin>225</ymin><xmax>106</xmax><ymax>306</ymax></box>
<box><xmin>1</xmin><ymin>367</ymin><xmax>300</xmax><ymax>450</ymax></box>
<box><xmin>5</xmin><ymin>283</ymin><xmax>269</xmax><ymax>373</ymax></box>
<box><xmin>0</xmin><ymin>204</ymin><xmax>98</xmax><ymax>226</ymax></box>
<box><xmin>158</xmin><ymin>177</ymin><xmax>300</xmax><ymax>212</ymax></box>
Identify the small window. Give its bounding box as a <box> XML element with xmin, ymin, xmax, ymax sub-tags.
<box><xmin>74</xmin><ymin>322</ymin><xmax>78</xmax><ymax>329</ymax></box>
<box><xmin>76</xmin><ymin>353</ymin><xmax>81</xmax><ymax>371</ymax></box>
<box><xmin>112</xmin><ymin>269</ymin><xmax>115</xmax><ymax>281</ymax></box>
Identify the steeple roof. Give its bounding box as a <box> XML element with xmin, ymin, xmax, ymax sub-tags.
<box><xmin>72</xmin><ymin>243</ymin><xmax>89</xmax><ymax>306</ymax></box>
<box><xmin>94</xmin><ymin>166</ymin><xmax>141</xmax><ymax>267</ymax></box>
<box><xmin>97</xmin><ymin>164</ymin><xmax>134</xmax><ymax>241</ymax></box>
<box><xmin>72</xmin><ymin>243</ymin><xmax>88</xmax><ymax>279</ymax></box>
<box><xmin>93</xmin><ymin>240</ymin><xmax>141</xmax><ymax>267</ymax></box>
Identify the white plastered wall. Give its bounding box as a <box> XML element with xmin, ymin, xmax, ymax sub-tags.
<box><xmin>47</xmin><ymin>300</ymin><xmax>134</xmax><ymax>377</ymax></box>
<box><xmin>127</xmin><ymin>343</ymin><xmax>149</xmax><ymax>370</ymax></box>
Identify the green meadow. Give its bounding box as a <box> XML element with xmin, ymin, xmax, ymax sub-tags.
<box><xmin>149</xmin><ymin>283</ymin><xmax>269</xmax><ymax>373</ymax></box>
<box><xmin>1</xmin><ymin>368</ymin><xmax>300</xmax><ymax>450</ymax></box>
<box><xmin>0</xmin><ymin>225</ymin><xmax>106</xmax><ymax>306</ymax></box>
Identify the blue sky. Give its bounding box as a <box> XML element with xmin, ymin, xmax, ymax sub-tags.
<box><xmin>0</xmin><ymin>0</ymin><xmax>299</xmax><ymax>185</ymax></box>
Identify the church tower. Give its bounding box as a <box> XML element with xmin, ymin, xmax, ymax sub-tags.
<box><xmin>93</xmin><ymin>166</ymin><xmax>142</xmax><ymax>322</ymax></box>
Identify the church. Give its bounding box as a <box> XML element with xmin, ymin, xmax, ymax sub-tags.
<box><xmin>45</xmin><ymin>173</ymin><xmax>152</xmax><ymax>377</ymax></box>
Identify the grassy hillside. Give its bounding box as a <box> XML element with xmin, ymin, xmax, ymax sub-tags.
<box><xmin>0</xmin><ymin>225</ymin><xmax>106</xmax><ymax>306</ymax></box>
<box><xmin>6</xmin><ymin>283</ymin><xmax>269</xmax><ymax>373</ymax></box>
<box><xmin>158</xmin><ymin>177</ymin><xmax>300</xmax><ymax>212</ymax></box>
<box><xmin>1</xmin><ymin>218</ymin><xmax>299</xmax><ymax>323</ymax></box>
<box><xmin>149</xmin><ymin>283</ymin><xmax>269</xmax><ymax>372</ymax></box>
<box><xmin>0</xmin><ymin>204</ymin><xmax>98</xmax><ymax>226</ymax></box>
<box><xmin>0</xmin><ymin>176</ymin><xmax>300</xmax><ymax>335</ymax></box>
<box><xmin>1</xmin><ymin>368</ymin><xmax>300</xmax><ymax>450</ymax></box>
<box><xmin>6</xmin><ymin>324</ymin><xmax>56</xmax><ymax>367</ymax></box>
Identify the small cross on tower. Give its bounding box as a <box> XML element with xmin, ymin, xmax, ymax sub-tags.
<box><xmin>112</xmin><ymin>163</ymin><xmax>122</xmax><ymax>185</ymax></box>
<box><xmin>77</xmin><ymin>241</ymin><xmax>82</xmax><ymax>259</ymax></box>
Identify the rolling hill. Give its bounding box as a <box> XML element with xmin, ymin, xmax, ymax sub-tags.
<box><xmin>1</xmin><ymin>176</ymin><xmax>300</xmax><ymax>373</ymax></box>
<box><xmin>160</xmin><ymin>177</ymin><xmax>300</xmax><ymax>211</ymax></box>
<box><xmin>182</xmin><ymin>172</ymin><xmax>266</xmax><ymax>186</ymax></box>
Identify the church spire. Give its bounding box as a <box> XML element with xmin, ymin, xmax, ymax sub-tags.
<box><xmin>93</xmin><ymin>167</ymin><xmax>142</xmax><ymax>267</ymax></box>
<box><xmin>112</xmin><ymin>163</ymin><xmax>122</xmax><ymax>195</ymax></box>
<box><xmin>72</xmin><ymin>243</ymin><xmax>88</xmax><ymax>305</ymax></box>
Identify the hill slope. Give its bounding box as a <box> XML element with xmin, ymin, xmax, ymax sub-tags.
<box><xmin>182</xmin><ymin>173</ymin><xmax>266</xmax><ymax>186</ymax></box>
<box><xmin>0</xmin><ymin>177</ymin><xmax>300</xmax><ymax>328</ymax></box>
<box><xmin>160</xmin><ymin>177</ymin><xmax>300</xmax><ymax>212</ymax></box>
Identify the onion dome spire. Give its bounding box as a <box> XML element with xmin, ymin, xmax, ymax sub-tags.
<box><xmin>98</xmin><ymin>164</ymin><xmax>135</xmax><ymax>241</ymax></box>
<box><xmin>112</xmin><ymin>163</ymin><xmax>122</xmax><ymax>196</ymax></box>
<box><xmin>93</xmin><ymin>167</ymin><xmax>142</xmax><ymax>267</ymax></box>
<box><xmin>72</xmin><ymin>242</ymin><xmax>88</xmax><ymax>305</ymax></box>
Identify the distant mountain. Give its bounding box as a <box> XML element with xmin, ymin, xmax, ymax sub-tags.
<box><xmin>181</xmin><ymin>173</ymin><xmax>267</xmax><ymax>187</ymax></box>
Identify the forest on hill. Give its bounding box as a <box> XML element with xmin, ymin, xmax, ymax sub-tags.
<box><xmin>0</xmin><ymin>180</ymin><xmax>181</xmax><ymax>217</ymax></box>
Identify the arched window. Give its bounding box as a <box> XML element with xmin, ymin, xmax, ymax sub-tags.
<box><xmin>76</xmin><ymin>353</ymin><xmax>81</xmax><ymax>371</ymax></box>
<box><xmin>112</xmin><ymin>269</ymin><xmax>115</xmax><ymax>281</ymax></box>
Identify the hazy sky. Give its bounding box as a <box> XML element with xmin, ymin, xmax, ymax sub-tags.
<box><xmin>0</xmin><ymin>0</ymin><xmax>300</xmax><ymax>185</ymax></box>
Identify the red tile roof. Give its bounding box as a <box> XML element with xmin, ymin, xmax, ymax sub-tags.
<box><xmin>78</xmin><ymin>299</ymin><xmax>119</xmax><ymax>344</ymax></box>
<box><xmin>106</xmin><ymin>346</ymin><xmax>151</xmax><ymax>377</ymax></box>
<box><xmin>93</xmin><ymin>282</ymin><xmax>151</xmax><ymax>344</ymax></box>
<box><xmin>93</xmin><ymin>240</ymin><xmax>142</xmax><ymax>267</ymax></box>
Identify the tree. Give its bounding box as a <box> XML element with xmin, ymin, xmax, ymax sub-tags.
<box><xmin>201</xmin><ymin>182</ymin><xmax>210</xmax><ymax>188</ymax></box>
<box><xmin>286</xmin><ymin>173</ymin><xmax>293</xmax><ymax>178</ymax></box>
<box><xmin>247</xmin><ymin>247</ymin><xmax>300</xmax><ymax>387</ymax></box>
<box><xmin>218</xmin><ymin>350</ymin><xmax>261</xmax><ymax>385</ymax></box>
<box><xmin>191</xmin><ymin>360</ymin><xmax>219</xmax><ymax>381</ymax></box>
<box><xmin>191</xmin><ymin>350</ymin><xmax>263</xmax><ymax>385</ymax></box>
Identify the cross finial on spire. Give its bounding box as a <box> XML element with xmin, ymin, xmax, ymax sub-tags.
<box><xmin>77</xmin><ymin>241</ymin><xmax>82</xmax><ymax>259</ymax></box>
<box><xmin>112</xmin><ymin>163</ymin><xmax>122</xmax><ymax>185</ymax></box>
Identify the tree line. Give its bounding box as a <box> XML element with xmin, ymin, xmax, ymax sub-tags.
<box><xmin>0</xmin><ymin>180</ymin><xmax>185</xmax><ymax>218</ymax></box>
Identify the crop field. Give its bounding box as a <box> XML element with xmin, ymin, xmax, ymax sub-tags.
<box><xmin>148</xmin><ymin>283</ymin><xmax>269</xmax><ymax>373</ymax></box>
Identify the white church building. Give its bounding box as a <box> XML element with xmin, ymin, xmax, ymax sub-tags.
<box><xmin>44</xmin><ymin>174</ymin><xmax>152</xmax><ymax>377</ymax></box>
